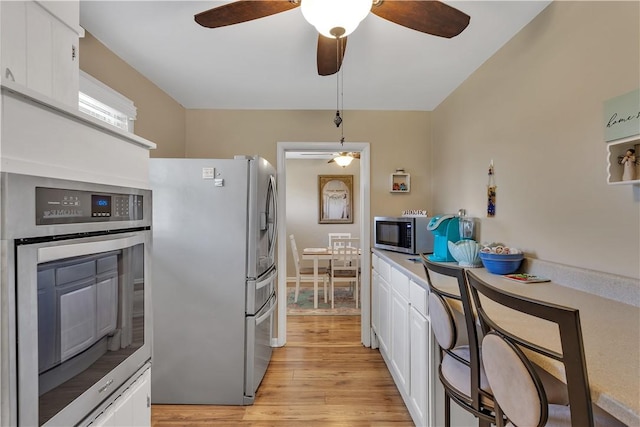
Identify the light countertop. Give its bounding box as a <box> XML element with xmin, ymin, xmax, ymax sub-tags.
<box><xmin>372</xmin><ymin>248</ymin><xmax>640</xmax><ymax>426</ymax></box>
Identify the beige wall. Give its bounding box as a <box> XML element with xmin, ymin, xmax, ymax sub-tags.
<box><xmin>432</xmin><ymin>1</ymin><xmax>640</xmax><ymax>279</ymax></box>
<box><xmin>285</xmin><ymin>159</ymin><xmax>361</xmax><ymax>277</ymax></box>
<box><xmin>79</xmin><ymin>32</ymin><xmax>186</xmax><ymax>158</ymax></box>
<box><xmin>186</xmin><ymin>109</ymin><xmax>432</xmax><ymax>218</ymax></box>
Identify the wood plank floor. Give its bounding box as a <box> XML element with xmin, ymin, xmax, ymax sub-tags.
<box><xmin>151</xmin><ymin>315</ymin><xmax>413</xmax><ymax>426</ymax></box>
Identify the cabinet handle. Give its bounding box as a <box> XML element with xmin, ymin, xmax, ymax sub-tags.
<box><xmin>5</xmin><ymin>68</ymin><xmax>15</xmax><ymax>82</ymax></box>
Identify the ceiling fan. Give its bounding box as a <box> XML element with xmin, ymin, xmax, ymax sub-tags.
<box><xmin>194</xmin><ymin>0</ymin><xmax>470</xmax><ymax>76</ymax></box>
<box><xmin>328</xmin><ymin>152</ymin><xmax>360</xmax><ymax>167</ymax></box>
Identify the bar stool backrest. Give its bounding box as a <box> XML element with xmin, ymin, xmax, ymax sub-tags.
<box><xmin>465</xmin><ymin>270</ymin><xmax>593</xmax><ymax>427</ymax></box>
<box><xmin>420</xmin><ymin>255</ymin><xmax>490</xmax><ymax>419</ymax></box>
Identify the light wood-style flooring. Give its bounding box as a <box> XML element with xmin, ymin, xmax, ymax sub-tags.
<box><xmin>151</xmin><ymin>315</ymin><xmax>413</xmax><ymax>426</ymax></box>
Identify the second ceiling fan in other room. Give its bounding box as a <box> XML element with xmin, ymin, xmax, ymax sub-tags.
<box><xmin>328</xmin><ymin>152</ymin><xmax>360</xmax><ymax>167</ymax></box>
<box><xmin>194</xmin><ymin>0</ymin><xmax>471</xmax><ymax>76</ymax></box>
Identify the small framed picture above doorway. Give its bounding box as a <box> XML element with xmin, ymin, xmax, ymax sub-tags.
<box><xmin>318</xmin><ymin>175</ymin><xmax>353</xmax><ymax>224</ymax></box>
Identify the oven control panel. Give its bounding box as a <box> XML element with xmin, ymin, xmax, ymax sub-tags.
<box><xmin>36</xmin><ymin>187</ymin><xmax>144</xmax><ymax>225</ymax></box>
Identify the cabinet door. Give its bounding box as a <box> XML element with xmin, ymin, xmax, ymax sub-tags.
<box><xmin>52</xmin><ymin>19</ymin><xmax>79</xmax><ymax>106</ymax></box>
<box><xmin>130</xmin><ymin>369</ymin><xmax>151</xmax><ymax>426</ymax></box>
<box><xmin>410</xmin><ymin>306</ymin><xmax>430</xmax><ymax>427</ymax></box>
<box><xmin>390</xmin><ymin>287</ymin><xmax>410</xmax><ymax>394</ymax></box>
<box><xmin>371</xmin><ymin>269</ymin><xmax>379</xmax><ymax>334</ymax></box>
<box><xmin>111</xmin><ymin>369</ymin><xmax>151</xmax><ymax>427</ymax></box>
<box><xmin>0</xmin><ymin>1</ymin><xmax>27</xmax><ymax>85</ymax></box>
<box><xmin>88</xmin><ymin>369</ymin><xmax>150</xmax><ymax>427</ymax></box>
<box><xmin>25</xmin><ymin>2</ymin><xmax>54</xmax><ymax>97</ymax></box>
<box><xmin>378</xmin><ymin>275</ymin><xmax>391</xmax><ymax>357</ymax></box>
<box><xmin>2</xmin><ymin>0</ymin><xmax>80</xmax><ymax>107</ymax></box>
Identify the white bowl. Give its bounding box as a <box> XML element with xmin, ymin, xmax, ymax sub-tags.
<box><xmin>448</xmin><ymin>240</ymin><xmax>483</xmax><ymax>267</ymax></box>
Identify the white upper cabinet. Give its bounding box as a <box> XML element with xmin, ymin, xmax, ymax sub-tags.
<box><xmin>1</xmin><ymin>0</ymin><xmax>82</xmax><ymax>108</ymax></box>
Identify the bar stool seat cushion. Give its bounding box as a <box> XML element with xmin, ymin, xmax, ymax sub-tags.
<box><xmin>441</xmin><ymin>346</ymin><xmax>494</xmax><ymax>408</ymax></box>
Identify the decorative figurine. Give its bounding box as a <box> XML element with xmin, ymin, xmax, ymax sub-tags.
<box><xmin>619</xmin><ymin>148</ymin><xmax>637</xmax><ymax>181</ymax></box>
<box><xmin>487</xmin><ymin>160</ymin><xmax>496</xmax><ymax>217</ymax></box>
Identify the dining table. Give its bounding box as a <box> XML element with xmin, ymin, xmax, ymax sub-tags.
<box><xmin>302</xmin><ymin>246</ymin><xmax>361</xmax><ymax>309</ymax></box>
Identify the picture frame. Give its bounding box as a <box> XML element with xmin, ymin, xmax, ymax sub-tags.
<box><xmin>318</xmin><ymin>175</ymin><xmax>353</xmax><ymax>224</ymax></box>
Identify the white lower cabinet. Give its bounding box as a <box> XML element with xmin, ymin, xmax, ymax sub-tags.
<box><xmin>371</xmin><ymin>254</ymin><xmax>434</xmax><ymax>427</ymax></box>
<box><xmin>375</xmin><ymin>256</ymin><xmax>392</xmax><ymax>356</ymax></box>
<box><xmin>89</xmin><ymin>367</ymin><xmax>151</xmax><ymax>427</ymax></box>
<box><xmin>377</xmin><ymin>273</ymin><xmax>391</xmax><ymax>356</ymax></box>
<box><xmin>408</xmin><ymin>274</ymin><xmax>433</xmax><ymax>426</ymax></box>
<box><xmin>409</xmin><ymin>305</ymin><xmax>431</xmax><ymax>426</ymax></box>
<box><xmin>390</xmin><ymin>274</ymin><xmax>411</xmax><ymax>396</ymax></box>
<box><xmin>371</xmin><ymin>255</ymin><xmax>380</xmax><ymax>337</ymax></box>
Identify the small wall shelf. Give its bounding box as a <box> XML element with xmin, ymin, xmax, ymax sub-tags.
<box><xmin>390</xmin><ymin>172</ymin><xmax>410</xmax><ymax>193</ymax></box>
<box><xmin>607</xmin><ymin>136</ymin><xmax>640</xmax><ymax>185</ymax></box>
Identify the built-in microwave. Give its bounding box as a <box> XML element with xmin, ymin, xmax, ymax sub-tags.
<box><xmin>373</xmin><ymin>216</ymin><xmax>434</xmax><ymax>255</ymax></box>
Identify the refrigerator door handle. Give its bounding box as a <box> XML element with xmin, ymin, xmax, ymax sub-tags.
<box><xmin>266</xmin><ymin>175</ymin><xmax>278</xmax><ymax>261</ymax></box>
<box><xmin>247</xmin><ymin>266</ymin><xmax>277</xmax><ymax>314</ymax></box>
<box><xmin>255</xmin><ymin>293</ymin><xmax>277</xmax><ymax>325</ymax></box>
<box><xmin>256</xmin><ymin>267</ymin><xmax>277</xmax><ymax>291</ymax></box>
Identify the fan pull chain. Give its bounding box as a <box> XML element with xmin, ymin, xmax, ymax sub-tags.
<box><xmin>331</xmin><ymin>35</ymin><xmax>346</xmax><ymax>146</ymax></box>
<box><xmin>340</xmin><ymin>42</ymin><xmax>345</xmax><ymax>145</ymax></box>
<box><xmin>334</xmin><ymin>35</ymin><xmax>343</xmax><ymax>132</ymax></box>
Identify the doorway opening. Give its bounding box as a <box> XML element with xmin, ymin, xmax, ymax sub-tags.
<box><xmin>276</xmin><ymin>142</ymin><xmax>371</xmax><ymax>348</ymax></box>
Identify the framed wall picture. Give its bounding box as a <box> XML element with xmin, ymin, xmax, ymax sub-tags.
<box><xmin>318</xmin><ymin>175</ymin><xmax>353</xmax><ymax>224</ymax></box>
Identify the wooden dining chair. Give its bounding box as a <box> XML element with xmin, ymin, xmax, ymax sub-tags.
<box><xmin>466</xmin><ymin>270</ymin><xmax>624</xmax><ymax>427</ymax></box>
<box><xmin>328</xmin><ymin>232</ymin><xmax>351</xmax><ymax>249</ymax></box>
<box><xmin>329</xmin><ymin>237</ymin><xmax>360</xmax><ymax>308</ymax></box>
<box><xmin>289</xmin><ymin>234</ymin><xmax>328</xmax><ymax>303</ymax></box>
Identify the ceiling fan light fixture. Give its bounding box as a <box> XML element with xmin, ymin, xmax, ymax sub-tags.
<box><xmin>334</xmin><ymin>154</ymin><xmax>354</xmax><ymax>167</ymax></box>
<box><xmin>301</xmin><ymin>0</ymin><xmax>371</xmax><ymax>39</ymax></box>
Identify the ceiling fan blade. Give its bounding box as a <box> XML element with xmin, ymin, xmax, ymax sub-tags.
<box><xmin>372</xmin><ymin>0</ymin><xmax>470</xmax><ymax>38</ymax></box>
<box><xmin>195</xmin><ymin>0</ymin><xmax>300</xmax><ymax>29</ymax></box>
<box><xmin>317</xmin><ymin>35</ymin><xmax>347</xmax><ymax>76</ymax></box>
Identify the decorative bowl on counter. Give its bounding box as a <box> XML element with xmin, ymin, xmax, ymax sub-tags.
<box><xmin>479</xmin><ymin>252</ymin><xmax>524</xmax><ymax>274</ymax></box>
<box><xmin>448</xmin><ymin>240</ymin><xmax>482</xmax><ymax>267</ymax></box>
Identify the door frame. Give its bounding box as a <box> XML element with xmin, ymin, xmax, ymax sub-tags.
<box><xmin>275</xmin><ymin>142</ymin><xmax>371</xmax><ymax>347</ymax></box>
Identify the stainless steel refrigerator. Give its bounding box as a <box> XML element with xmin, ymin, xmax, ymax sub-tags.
<box><xmin>149</xmin><ymin>156</ymin><xmax>278</xmax><ymax>404</ymax></box>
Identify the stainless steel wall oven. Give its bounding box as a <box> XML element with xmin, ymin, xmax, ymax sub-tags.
<box><xmin>2</xmin><ymin>173</ymin><xmax>152</xmax><ymax>426</ymax></box>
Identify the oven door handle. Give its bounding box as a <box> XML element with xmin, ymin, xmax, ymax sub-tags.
<box><xmin>37</xmin><ymin>233</ymin><xmax>146</xmax><ymax>263</ymax></box>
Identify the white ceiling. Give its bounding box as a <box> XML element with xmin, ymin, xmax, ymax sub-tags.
<box><xmin>79</xmin><ymin>1</ymin><xmax>550</xmax><ymax>111</ymax></box>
